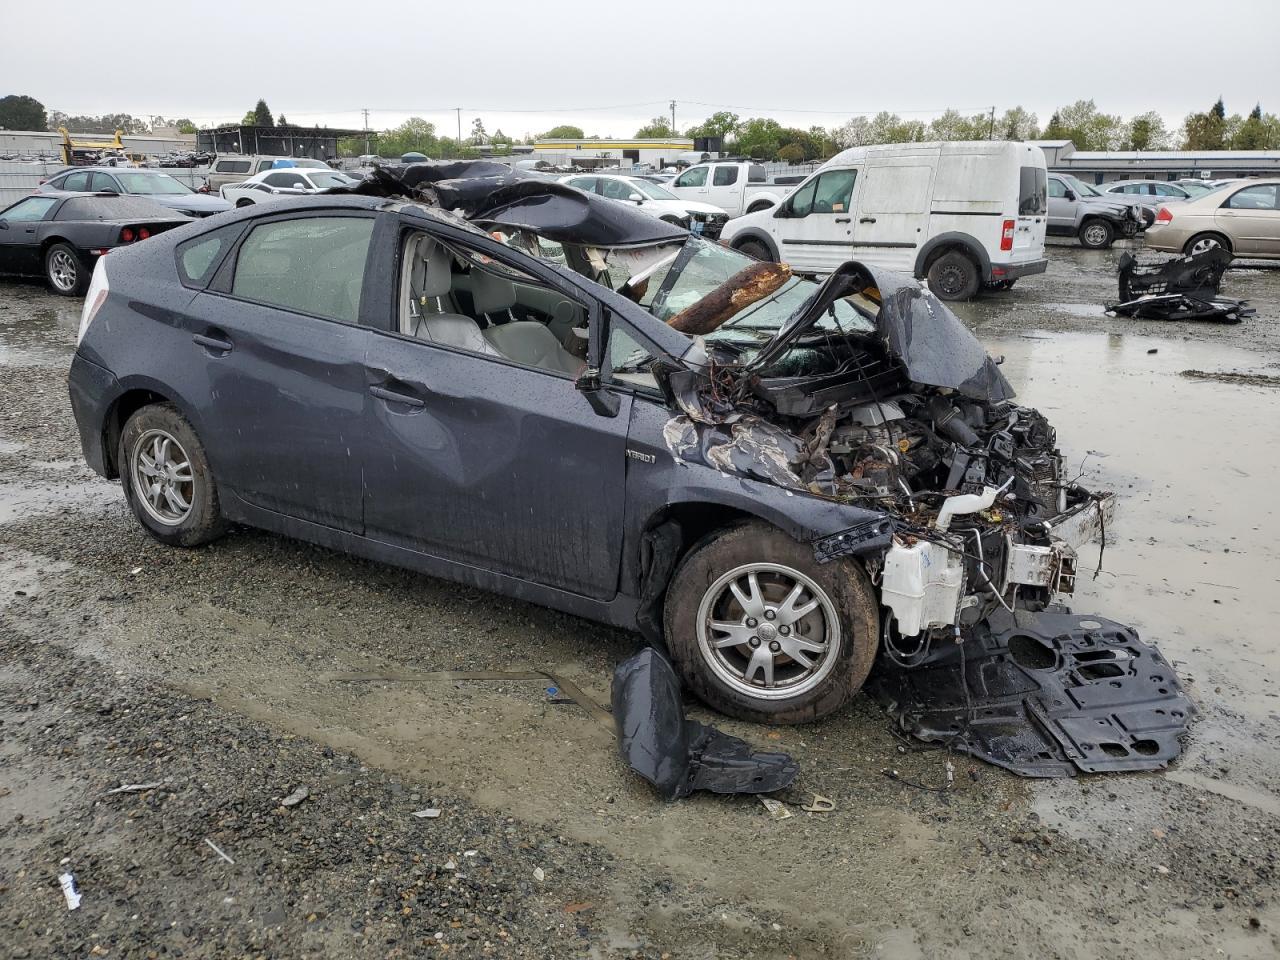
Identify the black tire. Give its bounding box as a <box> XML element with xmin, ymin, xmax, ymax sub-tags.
<box><xmin>736</xmin><ymin>239</ymin><xmax>774</xmax><ymax>262</ymax></box>
<box><xmin>118</xmin><ymin>403</ymin><xmax>227</xmax><ymax>548</ymax></box>
<box><xmin>1078</xmin><ymin>218</ymin><xmax>1114</xmax><ymax>249</ymax></box>
<box><xmin>927</xmin><ymin>250</ymin><xmax>981</xmax><ymax>301</ymax></box>
<box><xmin>44</xmin><ymin>243</ymin><xmax>88</xmax><ymax>296</ymax></box>
<box><xmin>235</xmin><ymin>198</ymin><xmax>254</xmax><ymax>208</ymax></box>
<box><xmin>1183</xmin><ymin>232</ymin><xmax>1233</xmax><ymax>257</ymax></box>
<box><xmin>663</xmin><ymin>521</ymin><xmax>879</xmax><ymax>725</ymax></box>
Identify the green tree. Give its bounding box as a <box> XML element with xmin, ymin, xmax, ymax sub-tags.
<box><xmin>1211</xmin><ymin>97</ymin><xmax>1225</xmax><ymax>120</ymax></box>
<box><xmin>277</xmin><ymin>113</ymin><xmax>288</xmax><ymax>127</ymax></box>
<box><xmin>470</xmin><ymin>117</ymin><xmax>487</xmax><ymax>145</ymax></box>
<box><xmin>540</xmin><ymin>124</ymin><xmax>585</xmax><ymax>139</ymax></box>
<box><xmin>777</xmin><ymin>143</ymin><xmax>805</xmax><ymax>164</ymax></box>
<box><xmin>998</xmin><ymin>106</ymin><xmax>1039</xmax><ymax>141</ymax></box>
<box><xmin>1126</xmin><ymin>111</ymin><xmax>1171</xmax><ymax>151</ymax></box>
<box><xmin>491</xmin><ymin>128</ymin><xmax>508</xmax><ymax>145</ymax></box>
<box><xmin>1182</xmin><ymin>109</ymin><xmax>1225</xmax><ymax>150</ymax></box>
<box><xmin>1050</xmin><ymin>100</ymin><xmax>1124</xmax><ymax>150</ymax></box>
<box><xmin>175</xmin><ymin>118</ymin><xmax>198</xmax><ymax>134</ymax></box>
<box><xmin>927</xmin><ymin>108</ymin><xmax>988</xmax><ymax>141</ymax></box>
<box><xmin>686</xmin><ymin>110</ymin><xmax>740</xmax><ymax>142</ymax></box>
<box><xmin>635</xmin><ymin>117</ymin><xmax>675</xmax><ymax>138</ymax></box>
<box><xmin>1042</xmin><ymin>112</ymin><xmax>1067</xmax><ymax>140</ymax></box>
<box><xmin>242</xmin><ymin>110</ymin><xmax>256</xmax><ymax>126</ymax></box>
<box><xmin>0</xmin><ymin>94</ymin><xmax>47</xmax><ymax>130</ymax></box>
<box><xmin>734</xmin><ymin>117</ymin><xmax>784</xmax><ymax>158</ymax></box>
<box><xmin>251</xmin><ymin>99</ymin><xmax>274</xmax><ymax>127</ymax></box>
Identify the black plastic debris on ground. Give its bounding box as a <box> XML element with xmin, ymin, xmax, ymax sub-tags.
<box><xmin>612</xmin><ymin>648</ymin><xmax>798</xmax><ymax>799</ymax></box>
<box><xmin>866</xmin><ymin>608</ymin><xmax>1196</xmax><ymax>777</ymax></box>
<box><xmin>1107</xmin><ymin>249</ymin><xmax>1254</xmax><ymax>323</ymax></box>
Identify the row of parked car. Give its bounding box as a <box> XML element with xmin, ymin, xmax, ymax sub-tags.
<box><xmin>3</xmin><ymin>143</ymin><xmax>1277</xmax><ymax>301</ymax></box>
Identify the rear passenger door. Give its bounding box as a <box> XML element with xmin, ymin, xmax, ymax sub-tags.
<box><xmin>851</xmin><ymin>159</ymin><xmax>935</xmax><ymax>273</ymax></box>
<box><xmin>182</xmin><ymin>211</ymin><xmax>379</xmax><ymax>532</ymax></box>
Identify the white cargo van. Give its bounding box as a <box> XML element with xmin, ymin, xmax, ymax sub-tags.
<box><xmin>720</xmin><ymin>141</ymin><xmax>1048</xmax><ymax>300</ymax></box>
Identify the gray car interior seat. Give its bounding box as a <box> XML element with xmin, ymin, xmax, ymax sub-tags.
<box><xmin>409</xmin><ymin>240</ymin><xmax>501</xmax><ymax>356</ymax></box>
<box><xmin>472</xmin><ymin>270</ymin><xmax>584</xmax><ymax>375</ymax></box>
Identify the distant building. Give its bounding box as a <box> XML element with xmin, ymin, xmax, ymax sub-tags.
<box><xmin>1031</xmin><ymin>140</ymin><xmax>1280</xmax><ymax>184</ymax></box>
<box><xmin>0</xmin><ymin>128</ymin><xmax>195</xmax><ymax>159</ymax></box>
<box><xmin>197</xmin><ymin>124</ymin><xmax>364</xmax><ymax>160</ymax></box>
<box><xmin>531</xmin><ymin>137</ymin><xmax>695</xmax><ymax>170</ymax></box>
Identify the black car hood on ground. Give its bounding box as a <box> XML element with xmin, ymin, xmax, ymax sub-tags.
<box><xmin>748</xmin><ymin>261</ymin><xmax>1015</xmax><ymax>404</ymax></box>
<box><xmin>331</xmin><ymin>160</ymin><xmax>687</xmax><ymax>248</ymax></box>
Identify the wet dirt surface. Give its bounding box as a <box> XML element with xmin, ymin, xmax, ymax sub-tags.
<box><xmin>2</xmin><ymin>246</ymin><xmax>1279</xmax><ymax>958</ymax></box>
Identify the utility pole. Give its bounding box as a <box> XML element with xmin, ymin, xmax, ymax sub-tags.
<box><xmin>988</xmin><ymin>105</ymin><xmax>996</xmax><ymax>140</ymax></box>
<box><xmin>362</xmin><ymin>108</ymin><xmax>370</xmax><ymax>155</ymax></box>
<box><xmin>670</xmin><ymin>99</ymin><xmax>677</xmax><ymax>136</ymax></box>
<box><xmin>456</xmin><ymin>107</ymin><xmax>462</xmax><ymax>150</ymax></box>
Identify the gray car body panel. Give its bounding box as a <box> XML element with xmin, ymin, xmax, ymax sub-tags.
<box><xmin>69</xmin><ymin>195</ymin><xmax>888</xmax><ymax>634</ymax></box>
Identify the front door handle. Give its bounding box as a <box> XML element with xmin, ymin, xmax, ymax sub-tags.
<box><xmin>192</xmin><ymin>332</ymin><xmax>233</xmax><ymax>354</ymax></box>
<box><xmin>834</xmin><ymin>216</ymin><xmax>851</xmax><ymax>223</ymax></box>
<box><xmin>859</xmin><ymin>216</ymin><xmax>877</xmax><ymax>224</ymax></box>
<box><xmin>370</xmin><ymin>385</ymin><xmax>425</xmax><ymax>408</ymax></box>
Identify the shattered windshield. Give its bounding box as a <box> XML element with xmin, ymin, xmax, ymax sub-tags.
<box><xmin>638</xmin><ymin>238</ymin><xmax>876</xmax><ymax>343</ymax></box>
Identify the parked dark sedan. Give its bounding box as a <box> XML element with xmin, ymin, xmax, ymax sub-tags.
<box><xmin>65</xmin><ymin>176</ymin><xmax>1187</xmax><ymax>773</ymax></box>
<box><xmin>37</xmin><ymin>167</ymin><xmax>232</xmax><ymax>217</ymax></box>
<box><xmin>0</xmin><ymin>193</ymin><xmax>190</xmax><ymax>295</ymax></box>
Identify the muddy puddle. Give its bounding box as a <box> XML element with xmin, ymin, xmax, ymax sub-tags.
<box><xmin>983</xmin><ymin>331</ymin><xmax>1280</xmax><ymax>826</ymax></box>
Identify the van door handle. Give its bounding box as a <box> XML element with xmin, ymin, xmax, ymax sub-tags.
<box><xmin>834</xmin><ymin>217</ymin><xmax>851</xmax><ymax>223</ymax></box>
<box><xmin>192</xmin><ymin>332</ymin><xmax>233</xmax><ymax>354</ymax></box>
<box><xmin>370</xmin><ymin>385</ymin><xmax>426</xmax><ymax>408</ymax></box>
<box><xmin>859</xmin><ymin>216</ymin><xmax>877</xmax><ymax>224</ymax></box>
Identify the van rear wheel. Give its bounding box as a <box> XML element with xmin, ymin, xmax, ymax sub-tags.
<box><xmin>927</xmin><ymin>250</ymin><xmax>980</xmax><ymax>301</ymax></box>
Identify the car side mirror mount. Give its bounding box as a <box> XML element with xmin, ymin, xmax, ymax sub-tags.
<box><xmin>575</xmin><ymin>367</ymin><xmax>621</xmax><ymax>418</ymax></box>
<box><xmin>1064</xmin><ymin>190</ymin><xmax>1076</xmax><ymax>201</ymax></box>
<box><xmin>0</xmin><ymin>219</ymin><xmax>8</xmax><ymax>230</ymax></box>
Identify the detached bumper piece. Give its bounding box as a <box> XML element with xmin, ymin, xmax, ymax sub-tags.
<box><xmin>1107</xmin><ymin>249</ymin><xmax>1255</xmax><ymax>323</ymax></box>
<box><xmin>689</xmin><ymin>212</ymin><xmax>729</xmax><ymax>240</ymax></box>
<box><xmin>612</xmin><ymin>649</ymin><xmax>799</xmax><ymax>799</ymax></box>
<box><xmin>866</xmin><ymin>608</ymin><xmax>1195</xmax><ymax>777</ymax></box>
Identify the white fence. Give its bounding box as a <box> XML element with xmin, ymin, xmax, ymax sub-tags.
<box><xmin>0</xmin><ymin>162</ymin><xmax>210</xmax><ymax>207</ymax></box>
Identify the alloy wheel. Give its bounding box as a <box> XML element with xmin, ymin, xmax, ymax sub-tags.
<box><xmin>1082</xmin><ymin>224</ymin><xmax>1109</xmax><ymax>247</ymax></box>
<box><xmin>695</xmin><ymin>562</ymin><xmax>841</xmax><ymax>700</ymax></box>
<box><xmin>130</xmin><ymin>429</ymin><xmax>195</xmax><ymax>526</ymax></box>
<box><xmin>48</xmin><ymin>250</ymin><xmax>78</xmax><ymax>292</ymax></box>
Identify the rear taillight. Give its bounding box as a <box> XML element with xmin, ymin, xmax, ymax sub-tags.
<box><xmin>119</xmin><ymin>226</ymin><xmax>136</xmax><ymax>243</ymax></box>
<box><xmin>1156</xmin><ymin>206</ymin><xmax>1174</xmax><ymax>224</ymax></box>
<box><xmin>78</xmin><ymin>259</ymin><xmax>109</xmax><ymax>345</ymax></box>
<box><xmin>138</xmin><ymin>227</ymin><xmax>151</xmax><ymax>240</ymax></box>
<box><xmin>1000</xmin><ymin>219</ymin><xmax>1015</xmax><ymax>251</ymax></box>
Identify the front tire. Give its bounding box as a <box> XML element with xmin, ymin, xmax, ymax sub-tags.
<box><xmin>1078</xmin><ymin>218</ymin><xmax>1114</xmax><ymax>249</ymax></box>
<box><xmin>927</xmin><ymin>250</ymin><xmax>981</xmax><ymax>301</ymax></box>
<box><xmin>735</xmin><ymin>239</ymin><xmax>774</xmax><ymax>262</ymax></box>
<box><xmin>663</xmin><ymin>522</ymin><xmax>879</xmax><ymax>724</ymax></box>
<box><xmin>45</xmin><ymin>243</ymin><xmax>88</xmax><ymax>296</ymax></box>
<box><xmin>119</xmin><ymin>403</ymin><xmax>227</xmax><ymax>548</ymax></box>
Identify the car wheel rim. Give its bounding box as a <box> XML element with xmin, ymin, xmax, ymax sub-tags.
<box><xmin>1084</xmin><ymin>225</ymin><xmax>1107</xmax><ymax>246</ymax></box>
<box><xmin>937</xmin><ymin>264</ymin><xmax>967</xmax><ymax>296</ymax></box>
<box><xmin>1191</xmin><ymin>237</ymin><xmax>1220</xmax><ymax>254</ymax></box>
<box><xmin>695</xmin><ymin>562</ymin><xmax>841</xmax><ymax>701</ymax></box>
<box><xmin>130</xmin><ymin>429</ymin><xmax>195</xmax><ymax>526</ymax></box>
<box><xmin>49</xmin><ymin>251</ymin><xmax>77</xmax><ymax>291</ymax></box>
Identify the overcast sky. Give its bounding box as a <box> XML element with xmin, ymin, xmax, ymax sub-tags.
<box><xmin>6</xmin><ymin>0</ymin><xmax>1278</xmax><ymax>138</ymax></box>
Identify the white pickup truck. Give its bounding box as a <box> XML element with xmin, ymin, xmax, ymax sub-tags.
<box><xmin>665</xmin><ymin>161</ymin><xmax>796</xmax><ymax>217</ymax></box>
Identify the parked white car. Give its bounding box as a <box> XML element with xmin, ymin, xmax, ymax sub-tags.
<box><xmin>220</xmin><ymin>168</ymin><xmax>356</xmax><ymax>206</ymax></box>
<box><xmin>720</xmin><ymin>141</ymin><xmax>1049</xmax><ymax>300</ymax></box>
<box><xmin>560</xmin><ymin>173</ymin><xmax>730</xmax><ymax>237</ymax></box>
<box><xmin>666</xmin><ymin>161</ymin><xmax>794</xmax><ymax>217</ymax></box>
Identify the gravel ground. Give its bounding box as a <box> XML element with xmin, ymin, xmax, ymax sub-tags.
<box><xmin>2</xmin><ymin>245</ymin><xmax>1280</xmax><ymax>959</ymax></box>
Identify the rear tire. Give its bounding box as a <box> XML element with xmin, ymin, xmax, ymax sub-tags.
<box><xmin>663</xmin><ymin>522</ymin><xmax>879</xmax><ymax>724</ymax></box>
<box><xmin>735</xmin><ymin>239</ymin><xmax>774</xmax><ymax>262</ymax></box>
<box><xmin>45</xmin><ymin>243</ymin><xmax>88</xmax><ymax>296</ymax></box>
<box><xmin>119</xmin><ymin>403</ymin><xmax>227</xmax><ymax>548</ymax></box>
<box><xmin>1184</xmin><ymin>232</ymin><xmax>1232</xmax><ymax>257</ymax></box>
<box><xmin>927</xmin><ymin>250</ymin><xmax>981</xmax><ymax>301</ymax></box>
<box><xmin>1078</xmin><ymin>218</ymin><xmax>1114</xmax><ymax>249</ymax></box>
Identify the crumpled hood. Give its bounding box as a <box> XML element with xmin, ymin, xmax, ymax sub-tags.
<box><xmin>748</xmin><ymin>261</ymin><xmax>1015</xmax><ymax>403</ymax></box>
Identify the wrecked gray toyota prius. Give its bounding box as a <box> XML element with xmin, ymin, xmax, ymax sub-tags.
<box><xmin>68</xmin><ymin>162</ymin><xmax>1193</xmax><ymax>777</ymax></box>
